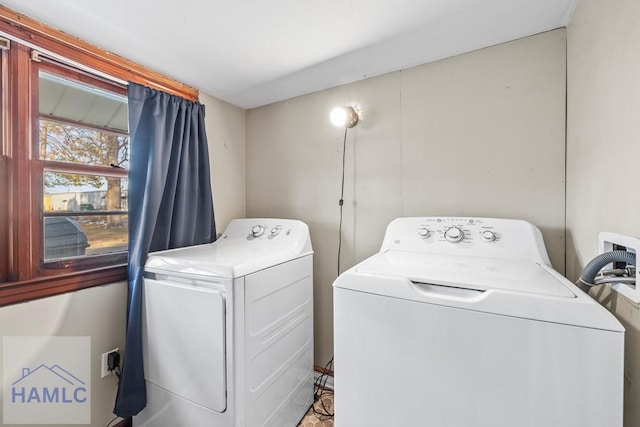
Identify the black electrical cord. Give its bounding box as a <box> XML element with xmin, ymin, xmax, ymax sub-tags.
<box><xmin>337</xmin><ymin>127</ymin><xmax>348</xmax><ymax>276</ymax></box>
<box><xmin>312</xmin><ymin>357</ymin><xmax>334</xmax><ymax>419</ymax></box>
<box><xmin>313</xmin><ymin>356</ymin><xmax>333</xmax><ymax>397</ymax></box>
<box><xmin>316</xmin><ymin>123</ymin><xmax>347</xmax><ymax>421</ymax></box>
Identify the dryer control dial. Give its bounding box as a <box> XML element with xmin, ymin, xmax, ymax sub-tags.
<box><xmin>481</xmin><ymin>230</ymin><xmax>496</xmax><ymax>242</ymax></box>
<box><xmin>444</xmin><ymin>226</ymin><xmax>464</xmax><ymax>243</ymax></box>
<box><xmin>251</xmin><ymin>225</ymin><xmax>265</xmax><ymax>238</ymax></box>
<box><xmin>270</xmin><ymin>226</ymin><xmax>281</xmax><ymax>236</ymax></box>
<box><xmin>417</xmin><ymin>227</ymin><xmax>431</xmax><ymax>239</ymax></box>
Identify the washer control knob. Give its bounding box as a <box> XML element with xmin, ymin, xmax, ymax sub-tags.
<box><xmin>444</xmin><ymin>226</ymin><xmax>464</xmax><ymax>243</ymax></box>
<box><xmin>481</xmin><ymin>230</ymin><xmax>496</xmax><ymax>242</ymax></box>
<box><xmin>417</xmin><ymin>227</ymin><xmax>430</xmax><ymax>239</ymax></box>
<box><xmin>270</xmin><ymin>227</ymin><xmax>281</xmax><ymax>236</ymax></box>
<box><xmin>251</xmin><ymin>225</ymin><xmax>265</xmax><ymax>238</ymax></box>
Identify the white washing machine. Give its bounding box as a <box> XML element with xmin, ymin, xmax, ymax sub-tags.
<box><xmin>134</xmin><ymin>218</ymin><xmax>314</xmax><ymax>427</ymax></box>
<box><xmin>334</xmin><ymin>217</ymin><xmax>624</xmax><ymax>427</ymax></box>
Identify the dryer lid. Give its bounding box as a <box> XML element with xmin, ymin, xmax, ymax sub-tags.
<box><xmin>145</xmin><ymin>241</ymin><xmax>301</xmax><ymax>278</ymax></box>
<box><xmin>145</xmin><ymin>218</ymin><xmax>313</xmax><ymax>279</ymax></box>
<box><xmin>354</xmin><ymin>251</ymin><xmax>575</xmax><ymax>298</ymax></box>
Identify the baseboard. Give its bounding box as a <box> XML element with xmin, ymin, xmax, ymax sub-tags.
<box><xmin>313</xmin><ymin>364</ymin><xmax>334</xmax><ymax>376</ymax></box>
<box><xmin>314</xmin><ymin>369</ymin><xmax>334</xmax><ymax>391</ymax></box>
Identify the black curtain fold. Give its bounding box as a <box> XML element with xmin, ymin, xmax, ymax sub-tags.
<box><xmin>114</xmin><ymin>82</ymin><xmax>216</xmax><ymax>417</ymax></box>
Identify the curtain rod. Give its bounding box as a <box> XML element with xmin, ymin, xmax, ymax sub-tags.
<box><xmin>0</xmin><ymin>30</ymin><xmax>128</xmax><ymax>86</ymax></box>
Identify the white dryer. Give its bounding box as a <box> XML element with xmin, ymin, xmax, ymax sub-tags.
<box><xmin>134</xmin><ymin>218</ymin><xmax>314</xmax><ymax>427</ymax></box>
<box><xmin>334</xmin><ymin>217</ymin><xmax>624</xmax><ymax>427</ymax></box>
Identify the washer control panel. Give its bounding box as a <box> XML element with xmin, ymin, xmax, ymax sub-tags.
<box><xmin>411</xmin><ymin>217</ymin><xmax>501</xmax><ymax>245</ymax></box>
<box><xmin>387</xmin><ymin>217</ymin><xmax>550</xmax><ymax>264</ymax></box>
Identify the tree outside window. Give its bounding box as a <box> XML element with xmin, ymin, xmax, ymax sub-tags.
<box><xmin>37</xmin><ymin>66</ymin><xmax>129</xmax><ymax>264</ymax></box>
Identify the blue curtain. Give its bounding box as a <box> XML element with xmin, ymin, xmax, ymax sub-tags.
<box><xmin>114</xmin><ymin>82</ymin><xmax>216</xmax><ymax>417</ymax></box>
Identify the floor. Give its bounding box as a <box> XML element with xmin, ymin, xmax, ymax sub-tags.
<box><xmin>298</xmin><ymin>390</ymin><xmax>334</xmax><ymax>427</ymax></box>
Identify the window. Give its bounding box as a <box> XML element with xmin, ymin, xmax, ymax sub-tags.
<box><xmin>0</xmin><ymin>7</ymin><xmax>198</xmax><ymax>305</ymax></box>
<box><xmin>38</xmin><ymin>64</ymin><xmax>129</xmax><ymax>269</ymax></box>
<box><xmin>0</xmin><ymin>43</ymin><xmax>129</xmax><ymax>303</ymax></box>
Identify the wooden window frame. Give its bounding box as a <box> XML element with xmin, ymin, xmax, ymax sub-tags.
<box><xmin>0</xmin><ymin>6</ymin><xmax>199</xmax><ymax>306</ymax></box>
<box><xmin>0</xmin><ymin>47</ymin><xmax>8</xmax><ymax>285</ymax></box>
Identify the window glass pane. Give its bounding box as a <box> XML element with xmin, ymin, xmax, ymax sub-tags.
<box><xmin>43</xmin><ymin>172</ymin><xmax>128</xmax><ymax>261</ymax></box>
<box><xmin>44</xmin><ymin>172</ymin><xmax>128</xmax><ymax>212</ymax></box>
<box><xmin>39</xmin><ymin>71</ymin><xmax>128</xmax><ymax>133</ymax></box>
<box><xmin>44</xmin><ymin>215</ymin><xmax>128</xmax><ymax>261</ymax></box>
<box><xmin>39</xmin><ymin>119</ymin><xmax>129</xmax><ymax>168</ymax></box>
<box><xmin>39</xmin><ymin>70</ymin><xmax>128</xmax><ymax>168</ymax></box>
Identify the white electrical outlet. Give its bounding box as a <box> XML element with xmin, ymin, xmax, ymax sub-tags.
<box><xmin>101</xmin><ymin>348</ymin><xmax>119</xmax><ymax>379</ymax></box>
<box><xmin>598</xmin><ymin>232</ymin><xmax>640</xmax><ymax>303</ymax></box>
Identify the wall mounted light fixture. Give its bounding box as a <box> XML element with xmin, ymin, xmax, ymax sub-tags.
<box><xmin>330</xmin><ymin>106</ymin><xmax>359</xmax><ymax>128</ymax></box>
<box><xmin>330</xmin><ymin>105</ymin><xmax>359</xmax><ymax>278</ymax></box>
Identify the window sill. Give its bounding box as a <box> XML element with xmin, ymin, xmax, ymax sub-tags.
<box><xmin>0</xmin><ymin>265</ymin><xmax>127</xmax><ymax>307</ymax></box>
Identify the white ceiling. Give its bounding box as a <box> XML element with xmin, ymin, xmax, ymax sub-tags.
<box><xmin>1</xmin><ymin>0</ymin><xmax>577</xmax><ymax>109</ymax></box>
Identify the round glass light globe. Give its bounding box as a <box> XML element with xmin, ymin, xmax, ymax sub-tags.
<box><xmin>330</xmin><ymin>107</ymin><xmax>348</xmax><ymax>127</ymax></box>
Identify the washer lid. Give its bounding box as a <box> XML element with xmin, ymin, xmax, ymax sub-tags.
<box><xmin>355</xmin><ymin>251</ymin><xmax>575</xmax><ymax>298</ymax></box>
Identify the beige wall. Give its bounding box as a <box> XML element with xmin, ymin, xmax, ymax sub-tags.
<box><xmin>247</xmin><ymin>29</ymin><xmax>567</xmax><ymax>365</ymax></box>
<box><xmin>200</xmin><ymin>93</ymin><xmax>247</xmax><ymax>232</ymax></box>
<box><xmin>0</xmin><ymin>283</ymin><xmax>127</xmax><ymax>427</ymax></box>
<box><xmin>567</xmin><ymin>1</ymin><xmax>640</xmax><ymax>425</ymax></box>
